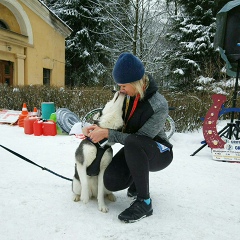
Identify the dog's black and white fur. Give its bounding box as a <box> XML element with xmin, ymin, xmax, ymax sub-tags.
<box><xmin>72</xmin><ymin>91</ymin><xmax>125</xmax><ymax>212</ymax></box>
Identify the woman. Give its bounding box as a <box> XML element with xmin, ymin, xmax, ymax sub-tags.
<box><xmin>86</xmin><ymin>52</ymin><xmax>173</xmax><ymax>223</ymax></box>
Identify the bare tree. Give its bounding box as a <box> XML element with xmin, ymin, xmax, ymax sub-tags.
<box><xmin>90</xmin><ymin>0</ymin><xmax>171</xmax><ymax>75</ymax></box>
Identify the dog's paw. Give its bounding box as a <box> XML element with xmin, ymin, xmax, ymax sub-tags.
<box><xmin>98</xmin><ymin>204</ymin><xmax>109</xmax><ymax>213</ymax></box>
<box><xmin>106</xmin><ymin>193</ymin><xmax>116</xmax><ymax>202</ymax></box>
<box><xmin>73</xmin><ymin>194</ymin><xmax>80</xmax><ymax>202</ymax></box>
<box><xmin>81</xmin><ymin>196</ymin><xmax>89</xmax><ymax>204</ymax></box>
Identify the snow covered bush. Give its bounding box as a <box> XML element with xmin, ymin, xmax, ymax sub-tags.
<box><xmin>0</xmin><ymin>84</ymin><xmax>237</xmax><ymax>132</ymax></box>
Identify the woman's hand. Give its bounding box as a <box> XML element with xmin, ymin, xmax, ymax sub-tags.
<box><xmin>84</xmin><ymin>124</ymin><xmax>109</xmax><ymax>143</ymax></box>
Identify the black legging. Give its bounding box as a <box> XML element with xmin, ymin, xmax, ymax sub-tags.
<box><xmin>104</xmin><ymin>134</ymin><xmax>173</xmax><ymax>199</ymax></box>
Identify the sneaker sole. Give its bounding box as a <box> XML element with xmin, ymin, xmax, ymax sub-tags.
<box><xmin>119</xmin><ymin>209</ymin><xmax>153</xmax><ymax>223</ymax></box>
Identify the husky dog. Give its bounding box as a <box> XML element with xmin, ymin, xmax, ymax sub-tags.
<box><xmin>72</xmin><ymin>91</ymin><xmax>125</xmax><ymax>213</ymax></box>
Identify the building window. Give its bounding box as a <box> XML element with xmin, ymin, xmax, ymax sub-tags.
<box><xmin>0</xmin><ymin>61</ymin><xmax>13</xmax><ymax>85</ymax></box>
<box><xmin>5</xmin><ymin>64</ymin><xmax>10</xmax><ymax>74</ymax></box>
<box><xmin>43</xmin><ymin>68</ymin><xmax>51</xmax><ymax>85</ymax></box>
<box><xmin>0</xmin><ymin>20</ymin><xmax>9</xmax><ymax>30</ymax></box>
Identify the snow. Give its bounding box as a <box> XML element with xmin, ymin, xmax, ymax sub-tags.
<box><xmin>173</xmin><ymin>68</ymin><xmax>184</xmax><ymax>75</ymax></box>
<box><xmin>0</xmin><ymin>123</ymin><xmax>240</xmax><ymax>240</ymax></box>
<box><xmin>197</xmin><ymin>76</ymin><xmax>213</xmax><ymax>84</ymax></box>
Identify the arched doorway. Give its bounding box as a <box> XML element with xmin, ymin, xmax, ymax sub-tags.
<box><xmin>0</xmin><ymin>60</ymin><xmax>13</xmax><ymax>85</ymax></box>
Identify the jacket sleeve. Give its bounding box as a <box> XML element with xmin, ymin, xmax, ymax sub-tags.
<box><xmin>137</xmin><ymin>107</ymin><xmax>168</xmax><ymax>138</ymax></box>
<box><xmin>108</xmin><ymin>129</ymin><xmax>130</xmax><ymax>145</ymax></box>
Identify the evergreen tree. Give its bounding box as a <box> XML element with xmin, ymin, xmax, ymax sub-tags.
<box><xmin>162</xmin><ymin>0</ymin><xmax>229</xmax><ymax>90</ymax></box>
<box><xmin>46</xmin><ymin>0</ymin><xmax>171</xmax><ymax>87</ymax></box>
<box><xmin>47</xmin><ymin>0</ymin><xmax>112</xmax><ymax>87</ymax></box>
<box><xmin>43</xmin><ymin>0</ymin><xmax>57</xmax><ymax>7</ymax></box>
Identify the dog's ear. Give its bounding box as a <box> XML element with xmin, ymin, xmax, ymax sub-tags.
<box><xmin>93</xmin><ymin>119</ymin><xmax>100</xmax><ymax>125</ymax></box>
<box><xmin>113</xmin><ymin>91</ymin><xmax>120</xmax><ymax>102</ymax></box>
<box><xmin>93</xmin><ymin>112</ymin><xmax>101</xmax><ymax>121</ymax></box>
<box><xmin>92</xmin><ymin>111</ymin><xmax>101</xmax><ymax>125</ymax></box>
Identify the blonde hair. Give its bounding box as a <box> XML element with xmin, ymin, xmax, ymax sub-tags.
<box><xmin>130</xmin><ymin>75</ymin><xmax>149</xmax><ymax>100</ymax></box>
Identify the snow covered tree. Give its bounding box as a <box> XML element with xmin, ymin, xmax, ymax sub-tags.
<box><xmin>162</xmin><ymin>0</ymin><xmax>229</xmax><ymax>90</ymax></box>
<box><xmin>43</xmin><ymin>0</ymin><xmax>57</xmax><ymax>7</ymax></box>
<box><xmin>47</xmin><ymin>0</ymin><xmax>112</xmax><ymax>87</ymax></box>
<box><xmin>46</xmin><ymin>0</ymin><xmax>173</xmax><ymax>86</ymax></box>
<box><xmin>92</xmin><ymin>0</ymin><xmax>170</xmax><ymax>82</ymax></box>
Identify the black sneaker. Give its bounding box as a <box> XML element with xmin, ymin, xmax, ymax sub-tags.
<box><xmin>118</xmin><ymin>197</ymin><xmax>153</xmax><ymax>223</ymax></box>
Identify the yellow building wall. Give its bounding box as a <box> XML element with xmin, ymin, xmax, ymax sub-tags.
<box><xmin>23</xmin><ymin>2</ymin><xmax>65</xmax><ymax>86</ymax></box>
<box><xmin>0</xmin><ymin>0</ymin><xmax>70</xmax><ymax>87</ymax></box>
<box><xmin>0</xmin><ymin>4</ymin><xmax>26</xmax><ymax>86</ymax></box>
<box><xmin>20</xmin><ymin>1</ymin><xmax>66</xmax><ymax>86</ymax></box>
<box><xmin>0</xmin><ymin>4</ymin><xmax>21</xmax><ymax>33</ymax></box>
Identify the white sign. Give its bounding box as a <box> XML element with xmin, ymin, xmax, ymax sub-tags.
<box><xmin>0</xmin><ymin>110</ymin><xmax>21</xmax><ymax>124</ymax></box>
<box><xmin>212</xmin><ymin>149</ymin><xmax>240</xmax><ymax>162</ymax></box>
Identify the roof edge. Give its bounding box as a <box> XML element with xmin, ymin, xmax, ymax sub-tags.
<box><xmin>20</xmin><ymin>0</ymin><xmax>72</xmax><ymax>37</ymax></box>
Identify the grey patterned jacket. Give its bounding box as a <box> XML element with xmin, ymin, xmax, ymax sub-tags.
<box><xmin>108</xmin><ymin>75</ymin><xmax>172</xmax><ymax>149</ymax></box>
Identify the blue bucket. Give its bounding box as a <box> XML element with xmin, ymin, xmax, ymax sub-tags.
<box><xmin>41</xmin><ymin>102</ymin><xmax>55</xmax><ymax>120</ymax></box>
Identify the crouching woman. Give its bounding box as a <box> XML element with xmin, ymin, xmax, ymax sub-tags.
<box><xmin>86</xmin><ymin>52</ymin><xmax>173</xmax><ymax>223</ymax></box>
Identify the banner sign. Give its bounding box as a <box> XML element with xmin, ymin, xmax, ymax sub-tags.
<box><xmin>0</xmin><ymin>110</ymin><xmax>21</xmax><ymax>124</ymax></box>
<box><xmin>212</xmin><ymin>139</ymin><xmax>240</xmax><ymax>162</ymax></box>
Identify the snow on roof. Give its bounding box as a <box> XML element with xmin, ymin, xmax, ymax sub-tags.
<box><xmin>35</xmin><ymin>0</ymin><xmax>72</xmax><ymax>36</ymax></box>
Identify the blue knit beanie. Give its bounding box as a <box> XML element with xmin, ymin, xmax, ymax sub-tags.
<box><xmin>112</xmin><ymin>52</ymin><xmax>145</xmax><ymax>84</ymax></box>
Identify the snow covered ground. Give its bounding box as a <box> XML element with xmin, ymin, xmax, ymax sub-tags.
<box><xmin>0</xmin><ymin>123</ymin><xmax>239</xmax><ymax>240</ymax></box>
